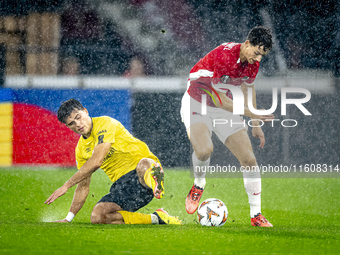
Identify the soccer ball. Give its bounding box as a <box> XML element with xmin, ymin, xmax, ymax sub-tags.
<box><xmin>197</xmin><ymin>198</ymin><xmax>228</xmax><ymax>227</ymax></box>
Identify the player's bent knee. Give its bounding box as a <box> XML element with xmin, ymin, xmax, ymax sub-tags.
<box><xmin>91</xmin><ymin>203</ymin><xmax>107</xmax><ymax>224</ymax></box>
<box><xmin>91</xmin><ymin>210</ymin><xmax>124</xmax><ymax>224</ymax></box>
<box><xmin>137</xmin><ymin>158</ymin><xmax>154</xmax><ymax>171</ymax></box>
<box><xmin>240</xmin><ymin>154</ymin><xmax>257</xmax><ymax>167</ymax></box>
<box><xmin>91</xmin><ymin>210</ymin><xmax>104</xmax><ymax>224</ymax></box>
<box><xmin>136</xmin><ymin>158</ymin><xmax>155</xmax><ymax>185</ymax></box>
<box><xmin>195</xmin><ymin>144</ymin><xmax>213</xmax><ymax>161</ymax></box>
<box><xmin>91</xmin><ymin>202</ymin><xmax>124</xmax><ymax>224</ymax></box>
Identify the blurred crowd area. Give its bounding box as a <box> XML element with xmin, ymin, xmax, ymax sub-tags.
<box><xmin>0</xmin><ymin>0</ymin><xmax>338</xmax><ymax>79</ymax></box>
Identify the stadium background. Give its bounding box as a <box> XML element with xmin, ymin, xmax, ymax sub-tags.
<box><xmin>0</xmin><ymin>0</ymin><xmax>339</xmax><ymax>168</ymax></box>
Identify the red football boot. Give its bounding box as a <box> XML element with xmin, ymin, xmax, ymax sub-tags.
<box><xmin>185</xmin><ymin>184</ymin><xmax>204</xmax><ymax>214</ymax></box>
<box><xmin>251</xmin><ymin>213</ymin><xmax>273</xmax><ymax>227</ymax></box>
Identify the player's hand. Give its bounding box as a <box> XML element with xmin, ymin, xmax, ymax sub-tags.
<box><xmin>53</xmin><ymin>219</ymin><xmax>70</xmax><ymax>223</ymax></box>
<box><xmin>45</xmin><ymin>185</ymin><xmax>68</xmax><ymax>205</ymax></box>
<box><xmin>252</xmin><ymin>126</ymin><xmax>265</xmax><ymax>148</ymax></box>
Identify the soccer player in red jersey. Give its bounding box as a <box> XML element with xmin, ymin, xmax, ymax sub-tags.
<box><xmin>181</xmin><ymin>26</ymin><xmax>274</xmax><ymax>227</ymax></box>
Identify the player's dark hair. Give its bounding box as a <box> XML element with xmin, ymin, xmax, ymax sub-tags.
<box><xmin>247</xmin><ymin>26</ymin><xmax>273</xmax><ymax>52</ymax></box>
<box><xmin>58</xmin><ymin>99</ymin><xmax>85</xmax><ymax>124</ymax></box>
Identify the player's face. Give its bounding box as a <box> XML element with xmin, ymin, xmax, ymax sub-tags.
<box><xmin>244</xmin><ymin>41</ymin><xmax>269</xmax><ymax>64</ymax></box>
<box><xmin>65</xmin><ymin>108</ymin><xmax>92</xmax><ymax>137</ymax></box>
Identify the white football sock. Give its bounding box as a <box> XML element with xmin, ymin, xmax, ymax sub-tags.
<box><xmin>243</xmin><ymin>165</ymin><xmax>261</xmax><ymax>218</ymax></box>
<box><xmin>150</xmin><ymin>213</ymin><xmax>159</xmax><ymax>224</ymax></box>
<box><xmin>192</xmin><ymin>151</ymin><xmax>209</xmax><ymax>189</ymax></box>
<box><xmin>194</xmin><ymin>178</ymin><xmax>206</xmax><ymax>188</ymax></box>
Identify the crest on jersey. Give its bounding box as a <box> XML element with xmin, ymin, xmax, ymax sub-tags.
<box><xmin>220</xmin><ymin>75</ymin><xmax>231</xmax><ymax>84</ymax></box>
<box><xmin>242</xmin><ymin>76</ymin><xmax>249</xmax><ymax>81</ymax></box>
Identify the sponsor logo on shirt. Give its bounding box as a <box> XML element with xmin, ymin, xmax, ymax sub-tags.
<box><xmin>102</xmin><ymin>147</ymin><xmax>116</xmax><ymax>163</ymax></box>
<box><xmin>97</xmin><ymin>130</ymin><xmax>107</xmax><ymax>135</ymax></box>
<box><xmin>222</xmin><ymin>42</ymin><xmax>237</xmax><ymax>50</ymax></box>
<box><xmin>220</xmin><ymin>75</ymin><xmax>231</xmax><ymax>84</ymax></box>
<box><xmin>85</xmin><ymin>147</ymin><xmax>92</xmax><ymax>153</ymax></box>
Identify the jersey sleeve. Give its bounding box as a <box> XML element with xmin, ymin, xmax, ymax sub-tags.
<box><xmin>93</xmin><ymin>117</ymin><xmax>116</xmax><ymax>146</ymax></box>
<box><xmin>75</xmin><ymin>146</ymin><xmax>86</xmax><ymax>170</ymax></box>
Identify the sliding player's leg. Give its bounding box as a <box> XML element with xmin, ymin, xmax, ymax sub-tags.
<box><xmin>136</xmin><ymin>159</ymin><xmax>181</xmax><ymax>224</ymax></box>
<box><xmin>91</xmin><ymin>203</ymin><xmax>181</xmax><ymax>225</ymax></box>
<box><xmin>225</xmin><ymin>129</ymin><xmax>272</xmax><ymax>227</ymax></box>
<box><xmin>91</xmin><ymin>169</ymin><xmax>181</xmax><ymax>225</ymax></box>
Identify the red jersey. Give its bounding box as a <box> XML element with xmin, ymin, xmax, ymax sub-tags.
<box><xmin>187</xmin><ymin>42</ymin><xmax>260</xmax><ymax>107</ymax></box>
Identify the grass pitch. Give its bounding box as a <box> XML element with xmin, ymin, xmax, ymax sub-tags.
<box><xmin>0</xmin><ymin>168</ymin><xmax>339</xmax><ymax>255</ymax></box>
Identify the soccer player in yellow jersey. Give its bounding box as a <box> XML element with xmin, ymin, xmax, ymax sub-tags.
<box><xmin>45</xmin><ymin>99</ymin><xmax>181</xmax><ymax>225</ymax></box>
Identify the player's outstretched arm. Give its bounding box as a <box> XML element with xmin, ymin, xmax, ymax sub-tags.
<box><xmin>53</xmin><ymin>176</ymin><xmax>92</xmax><ymax>223</ymax></box>
<box><xmin>45</xmin><ymin>143</ymin><xmax>111</xmax><ymax>205</ymax></box>
<box><xmin>215</xmin><ymin>90</ymin><xmax>274</xmax><ymax>121</ymax></box>
<box><xmin>241</xmin><ymin>83</ymin><xmax>275</xmax><ymax>122</ymax></box>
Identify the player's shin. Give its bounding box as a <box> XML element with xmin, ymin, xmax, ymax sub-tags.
<box><xmin>118</xmin><ymin>211</ymin><xmax>153</xmax><ymax>224</ymax></box>
<box><xmin>192</xmin><ymin>152</ymin><xmax>209</xmax><ymax>188</ymax></box>
<box><xmin>243</xmin><ymin>165</ymin><xmax>261</xmax><ymax>218</ymax></box>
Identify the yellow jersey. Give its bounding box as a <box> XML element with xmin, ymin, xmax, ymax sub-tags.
<box><xmin>75</xmin><ymin>116</ymin><xmax>159</xmax><ymax>183</ymax></box>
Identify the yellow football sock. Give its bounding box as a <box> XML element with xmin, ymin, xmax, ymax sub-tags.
<box><xmin>144</xmin><ymin>167</ymin><xmax>152</xmax><ymax>189</ymax></box>
<box><xmin>118</xmin><ymin>211</ymin><xmax>152</xmax><ymax>224</ymax></box>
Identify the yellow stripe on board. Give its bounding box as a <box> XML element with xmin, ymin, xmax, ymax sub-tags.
<box><xmin>0</xmin><ymin>116</ymin><xmax>13</xmax><ymax>129</ymax></box>
<box><xmin>0</xmin><ymin>142</ymin><xmax>12</xmax><ymax>156</ymax></box>
<box><xmin>0</xmin><ymin>129</ymin><xmax>12</xmax><ymax>142</ymax></box>
<box><xmin>0</xmin><ymin>103</ymin><xmax>13</xmax><ymax>116</ymax></box>
<box><xmin>0</xmin><ymin>156</ymin><xmax>12</xmax><ymax>166</ymax></box>
<box><xmin>0</xmin><ymin>103</ymin><xmax>13</xmax><ymax>166</ymax></box>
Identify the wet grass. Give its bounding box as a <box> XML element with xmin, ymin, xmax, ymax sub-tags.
<box><xmin>0</xmin><ymin>168</ymin><xmax>339</xmax><ymax>254</ymax></box>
